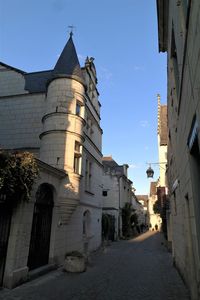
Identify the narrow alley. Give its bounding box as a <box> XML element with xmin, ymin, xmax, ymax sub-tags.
<box><xmin>0</xmin><ymin>231</ymin><xmax>189</xmax><ymax>300</ymax></box>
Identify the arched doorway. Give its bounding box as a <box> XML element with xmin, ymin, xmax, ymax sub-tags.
<box><xmin>28</xmin><ymin>184</ymin><xmax>54</xmax><ymax>270</ymax></box>
<box><xmin>0</xmin><ymin>202</ymin><xmax>12</xmax><ymax>286</ymax></box>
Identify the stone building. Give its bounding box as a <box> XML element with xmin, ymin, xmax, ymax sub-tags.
<box><xmin>0</xmin><ymin>34</ymin><xmax>103</xmax><ymax>288</ymax></box>
<box><xmin>157</xmin><ymin>94</ymin><xmax>170</xmax><ymax>239</ymax></box>
<box><xmin>148</xmin><ymin>182</ymin><xmax>162</xmax><ymax>231</ymax></box>
<box><xmin>102</xmin><ymin>156</ymin><xmax>132</xmax><ymax>239</ymax></box>
<box><xmin>134</xmin><ymin>195</ymin><xmax>148</xmax><ymax>227</ymax></box>
<box><xmin>157</xmin><ymin>1</ymin><xmax>200</xmax><ymax>299</ymax></box>
<box><xmin>157</xmin><ymin>94</ymin><xmax>167</xmax><ymax>187</ymax></box>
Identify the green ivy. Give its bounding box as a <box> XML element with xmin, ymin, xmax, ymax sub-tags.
<box><xmin>0</xmin><ymin>151</ymin><xmax>39</xmax><ymax>205</ymax></box>
<box><xmin>153</xmin><ymin>199</ymin><xmax>162</xmax><ymax>215</ymax></box>
<box><xmin>122</xmin><ymin>202</ymin><xmax>134</xmax><ymax>237</ymax></box>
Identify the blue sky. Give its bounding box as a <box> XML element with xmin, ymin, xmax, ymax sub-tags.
<box><xmin>0</xmin><ymin>0</ymin><xmax>167</xmax><ymax>194</ymax></box>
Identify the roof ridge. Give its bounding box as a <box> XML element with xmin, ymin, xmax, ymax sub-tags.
<box><xmin>0</xmin><ymin>61</ymin><xmax>26</xmax><ymax>74</ymax></box>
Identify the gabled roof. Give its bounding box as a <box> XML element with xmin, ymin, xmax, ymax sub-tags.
<box><xmin>24</xmin><ymin>70</ymin><xmax>52</xmax><ymax>93</ymax></box>
<box><xmin>0</xmin><ymin>61</ymin><xmax>26</xmax><ymax>74</ymax></box>
<box><xmin>102</xmin><ymin>156</ymin><xmax>131</xmax><ymax>180</ymax></box>
<box><xmin>53</xmin><ymin>34</ymin><xmax>85</xmax><ymax>84</ymax></box>
<box><xmin>136</xmin><ymin>195</ymin><xmax>148</xmax><ymax>206</ymax></box>
<box><xmin>102</xmin><ymin>156</ymin><xmax>118</xmax><ymax>168</ymax></box>
<box><xmin>136</xmin><ymin>195</ymin><xmax>148</xmax><ymax>201</ymax></box>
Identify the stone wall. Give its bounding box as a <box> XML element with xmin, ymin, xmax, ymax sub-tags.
<box><xmin>160</xmin><ymin>1</ymin><xmax>200</xmax><ymax>299</ymax></box>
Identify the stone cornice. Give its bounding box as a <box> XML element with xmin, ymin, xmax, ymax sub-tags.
<box><xmin>83</xmin><ymin>146</ymin><xmax>103</xmax><ymax>168</ymax></box>
<box><xmin>102</xmin><ymin>207</ymin><xmax>119</xmax><ymax>211</ymax></box>
<box><xmin>39</xmin><ymin>129</ymin><xmax>85</xmax><ymax>142</ymax></box>
<box><xmin>83</xmin><ymin>133</ymin><xmax>103</xmax><ymax>157</ymax></box>
<box><xmin>79</xmin><ymin>201</ymin><xmax>101</xmax><ymax>210</ymax></box>
<box><xmin>0</xmin><ymin>92</ymin><xmax>44</xmax><ymax>99</ymax></box>
<box><xmin>36</xmin><ymin>158</ymin><xmax>67</xmax><ymax>179</ymax></box>
<box><xmin>41</xmin><ymin>111</ymin><xmax>86</xmax><ymax>126</ymax></box>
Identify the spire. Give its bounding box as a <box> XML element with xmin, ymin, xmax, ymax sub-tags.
<box><xmin>53</xmin><ymin>34</ymin><xmax>85</xmax><ymax>84</ymax></box>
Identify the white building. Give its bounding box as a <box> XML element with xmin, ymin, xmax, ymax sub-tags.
<box><xmin>134</xmin><ymin>195</ymin><xmax>148</xmax><ymax>227</ymax></box>
<box><xmin>0</xmin><ymin>34</ymin><xmax>103</xmax><ymax>288</ymax></box>
<box><xmin>102</xmin><ymin>156</ymin><xmax>132</xmax><ymax>239</ymax></box>
<box><xmin>148</xmin><ymin>182</ymin><xmax>162</xmax><ymax>231</ymax></box>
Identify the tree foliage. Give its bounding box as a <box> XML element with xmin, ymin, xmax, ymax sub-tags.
<box><xmin>122</xmin><ymin>202</ymin><xmax>134</xmax><ymax>237</ymax></box>
<box><xmin>153</xmin><ymin>199</ymin><xmax>162</xmax><ymax>215</ymax></box>
<box><xmin>0</xmin><ymin>151</ymin><xmax>39</xmax><ymax>205</ymax></box>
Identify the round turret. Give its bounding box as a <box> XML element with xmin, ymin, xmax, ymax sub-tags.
<box><xmin>39</xmin><ymin>35</ymin><xmax>86</xmax><ymax>191</ymax></box>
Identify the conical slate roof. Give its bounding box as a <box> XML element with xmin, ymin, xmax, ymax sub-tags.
<box><xmin>53</xmin><ymin>34</ymin><xmax>85</xmax><ymax>84</ymax></box>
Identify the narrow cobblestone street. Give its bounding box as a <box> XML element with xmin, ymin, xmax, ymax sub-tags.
<box><xmin>0</xmin><ymin>231</ymin><xmax>190</xmax><ymax>300</ymax></box>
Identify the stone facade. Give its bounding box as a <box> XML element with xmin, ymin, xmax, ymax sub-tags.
<box><xmin>157</xmin><ymin>94</ymin><xmax>167</xmax><ymax>187</ymax></box>
<box><xmin>0</xmin><ymin>35</ymin><xmax>103</xmax><ymax>288</ymax></box>
<box><xmin>134</xmin><ymin>195</ymin><xmax>148</xmax><ymax>227</ymax></box>
<box><xmin>102</xmin><ymin>156</ymin><xmax>133</xmax><ymax>239</ymax></box>
<box><xmin>157</xmin><ymin>1</ymin><xmax>200</xmax><ymax>299</ymax></box>
<box><xmin>147</xmin><ymin>182</ymin><xmax>162</xmax><ymax>231</ymax></box>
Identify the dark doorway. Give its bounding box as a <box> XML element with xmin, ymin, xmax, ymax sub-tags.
<box><xmin>0</xmin><ymin>202</ymin><xmax>12</xmax><ymax>286</ymax></box>
<box><xmin>102</xmin><ymin>214</ymin><xmax>115</xmax><ymax>241</ymax></box>
<box><xmin>28</xmin><ymin>184</ymin><xmax>54</xmax><ymax>270</ymax></box>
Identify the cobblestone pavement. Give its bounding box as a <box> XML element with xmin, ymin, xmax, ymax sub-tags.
<box><xmin>0</xmin><ymin>231</ymin><xmax>190</xmax><ymax>300</ymax></box>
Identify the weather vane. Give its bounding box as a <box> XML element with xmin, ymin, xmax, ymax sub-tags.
<box><xmin>68</xmin><ymin>25</ymin><xmax>76</xmax><ymax>37</ymax></box>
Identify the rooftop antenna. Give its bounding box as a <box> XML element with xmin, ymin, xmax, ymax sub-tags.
<box><xmin>68</xmin><ymin>25</ymin><xmax>76</xmax><ymax>37</ymax></box>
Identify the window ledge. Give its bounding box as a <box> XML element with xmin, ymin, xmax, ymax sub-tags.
<box><xmin>73</xmin><ymin>173</ymin><xmax>83</xmax><ymax>179</ymax></box>
<box><xmin>85</xmin><ymin>190</ymin><xmax>94</xmax><ymax>196</ymax></box>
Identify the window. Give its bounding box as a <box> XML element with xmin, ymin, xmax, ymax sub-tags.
<box><xmin>75</xmin><ymin>142</ymin><xmax>81</xmax><ymax>152</ymax></box>
<box><xmin>85</xmin><ymin>159</ymin><xmax>92</xmax><ymax>191</ymax></box>
<box><xmin>171</xmin><ymin>28</ymin><xmax>179</xmax><ymax>98</ymax></box>
<box><xmin>74</xmin><ymin>141</ymin><xmax>82</xmax><ymax>174</ymax></box>
<box><xmin>182</xmin><ymin>0</ymin><xmax>190</xmax><ymax>27</ymax></box>
<box><xmin>86</xmin><ymin>116</ymin><xmax>94</xmax><ymax>137</ymax></box>
<box><xmin>102</xmin><ymin>190</ymin><xmax>107</xmax><ymax>197</ymax></box>
<box><xmin>89</xmin><ymin>83</ymin><xmax>93</xmax><ymax>92</ymax></box>
<box><xmin>76</xmin><ymin>102</ymin><xmax>81</xmax><ymax>116</ymax></box>
<box><xmin>89</xmin><ymin>162</ymin><xmax>92</xmax><ymax>189</ymax></box>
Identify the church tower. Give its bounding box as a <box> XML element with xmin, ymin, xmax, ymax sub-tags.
<box><xmin>40</xmin><ymin>33</ymin><xmax>86</xmax><ymax>194</ymax></box>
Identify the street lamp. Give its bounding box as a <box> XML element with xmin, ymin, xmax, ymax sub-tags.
<box><xmin>146</xmin><ymin>162</ymin><xmax>167</xmax><ymax>178</ymax></box>
<box><xmin>146</xmin><ymin>165</ymin><xmax>154</xmax><ymax>178</ymax></box>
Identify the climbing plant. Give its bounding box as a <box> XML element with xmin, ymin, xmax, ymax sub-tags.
<box><xmin>153</xmin><ymin>198</ymin><xmax>162</xmax><ymax>215</ymax></box>
<box><xmin>122</xmin><ymin>202</ymin><xmax>133</xmax><ymax>238</ymax></box>
<box><xmin>0</xmin><ymin>150</ymin><xmax>39</xmax><ymax>205</ymax></box>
